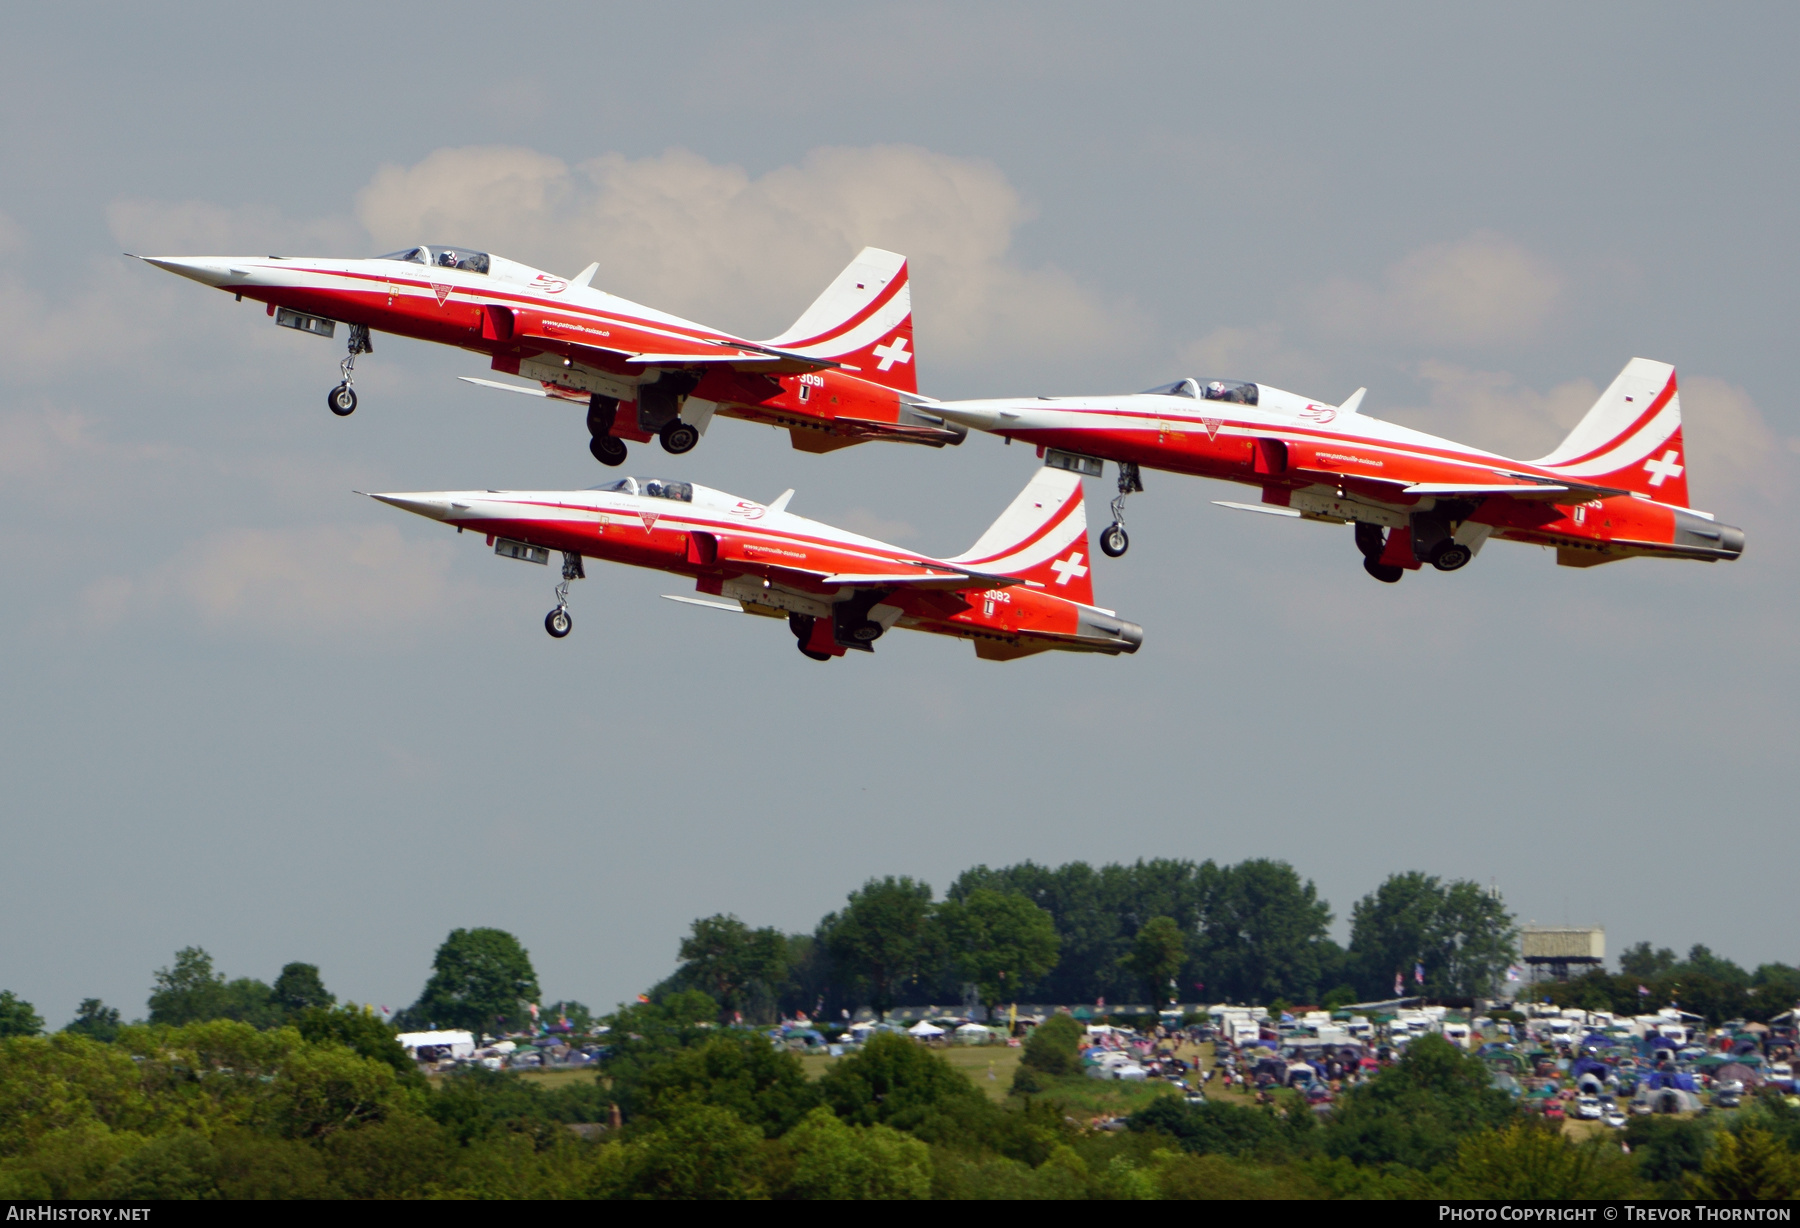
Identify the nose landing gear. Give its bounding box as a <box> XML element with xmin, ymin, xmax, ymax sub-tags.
<box><xmin>328</xmin><ymin>324</ymin><xmax>372</xmax><ymax>417</ymax></box>
<box><xmin>1100</xmin><ymin>462</ymin><xmax>1143</xmax><ymax>558</ymax></box>
<box><xmin>545</xmin><ymin>552</ymin><xmax>585</xmax><ymax>638</ymax></box>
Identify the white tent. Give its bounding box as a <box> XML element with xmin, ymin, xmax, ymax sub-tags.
<box><xmin>396</xmin><ymin>1030</ymin><xmax>475</xmax><ymax>1059</ymax></box>
<box><xmin>907</xmin><ymin>1021</ymin><xmax>945</xmax><ymax>1037</ymax></box>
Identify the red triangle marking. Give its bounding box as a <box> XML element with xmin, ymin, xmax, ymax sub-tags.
<box><xmin>431</xmin><ymin>283</ymin><xmax>451</xmax><ymax>305</ymax></box>
<box><xmin>639</xmin><ymin>511</ymin><xmax>659</xmax><ymax>529</ymax></box>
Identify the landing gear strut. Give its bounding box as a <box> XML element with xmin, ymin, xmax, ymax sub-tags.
<box><xmin>1100</xmin><ymin>462</ymin><xmax>1142</xmax><ymax>557</ymax></box>
<box><xmin>328</xmin><ymin>324</ymin><xmax>372</xmax><ymax>417</ymax></box>
<box><xmin>545</xmin><ymin>551</ymin><xmax>585</xmax><ymax>638</ymax></box>
<box><xmin>587</xmin><ymin>395</ymin><xmax>626</xmax><ymax>466</ymax></box>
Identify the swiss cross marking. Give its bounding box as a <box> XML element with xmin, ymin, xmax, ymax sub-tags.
<box><xmin>1050</xmin><ymin>552</ymin><xmax>1088</xmax><ymax>586</ymax></box>
<box><xmin>1643</xmin><ymin>449</ymin><xmax>1684</xmax><ymax>488</ymax></box>
<box><xmin>871</xmin><ymin>336</ymin><xmax>912</xmax><ymax>371</ymax></box>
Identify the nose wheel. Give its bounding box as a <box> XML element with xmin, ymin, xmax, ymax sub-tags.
<box><xmin>545</xmin><ymin>552</ymin><xmax>585</xmax><ymax>638</ymax></box>
<box><xmin>329</xmin><ymin>325</ymin><xmax>373</xmax><ymax>417</ymax></box>
<box><xmin>1100</xmin><ymin>461</ymin><xmax>1143</xmax><ymax>557</ymax></box>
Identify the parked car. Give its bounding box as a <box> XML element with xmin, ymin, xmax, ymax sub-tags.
<box><xmin>1575</xmin><ymin>1096</ymin><xmax>1604</xmax><ymax>1120</ymax></box>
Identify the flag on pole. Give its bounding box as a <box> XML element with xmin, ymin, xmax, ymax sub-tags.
<box><xmin>1637</xmin><ymin>984</ymin><xmax>1650</xmax><ymax>997</ymax></box>
<box><xmin>1414</xmin><ymin>962</ymin><xmax>1425</xmax><ymax>986</ymax></box>
<box><xmin>1394</xmin><ymin>972</ymin><xmax>1404</xmax><ymax>996</ymax></box>
<box><xmin>636</xmin><ymin>993</ymin><xmax>650</xmax><ymax>1004</ymax></box>
<box><xmin>1505</xmin><ymin>965</ymin><xmax>1522</xmax><ymax>983</ymax></box>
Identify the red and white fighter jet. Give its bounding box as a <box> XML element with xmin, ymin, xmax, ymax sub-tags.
<box><xmin>368</xmin><ymin>467</ymin><xmax>1141</xmax><ymax>662</ymax></box>
<box><xmin>134</xmin><ymin>245</ymin><xmax>961</xmax><ymax>464</ymax></box>
<box><xmin>927</xmin><ymin>359</ymin><xmax>1744</xmax><ymax>581</ymax></box>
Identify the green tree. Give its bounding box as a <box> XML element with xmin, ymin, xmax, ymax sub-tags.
<box><xmin>781</xmin><ymin>1105</ymin><xmax>932</xmax><ymax>1199</ymax></box>
<box><xmin>820</xmin><ymin>1031</ymin><xmax>988</xmax><ymax>1134</ymax></box>
<box><xmin>62</xmin><ymin>1000</ymin><xmax>121</xmax><ymax>1043</ymax></box>
<box><xmin>1446</xmin><ymin>1122</ymin><xmax>1643</xmax><ymax>1198</ymax></box>
<box><xmin>1685</xmin><ymin>1127</ymin><xmax>1800</xmax><ymax>1201</ymax></box>
<box><xmin>0</xmin><ymin>992</ymin><xmax>44</xmax><ymax>1038</ymax></box>
<box><xmin>1322</xmin><ymin>1033</ymin><xmax>1519</xmax><ymax>1170</ymax></box>
<box><xmin>675</xmin><ymin>915</ymin><xmax>788</xmax><ymax>1022</ymax></box>
<box><xmin>270</xmin><ymin>963</ymin><xmax>334</xmax><ymax>1017</ymax></box>
<box><xmin>1018</xmin><ymin>1014</ymin><xmax>1085</xmax><ymax>1078</ymax></box>
<box><xmin>1128</xmin><ymin>916</ymin><xmax>1186</xmax><ymax>1005</ymax></box>
<box><xmin>1625</xmin><ymin>1115</ymin><xmax>1712</xmax><ymax>1191</ymax></box>
<box><xmin>408</xmin><ymin>928</ymin><xmax>540</xmax><ymax>1035</ymax></box>
<box><xmin>1619</xmin><ymin>941</ymin><xmax>1678</xmax><ymax>980</ymax></box>
<box><xmin>146</xmin><ymin>948</ymin><xmax>277</xmax><ymax>1028</ymax></box>
<box><xmin>938</xmin><ymin>889</ymin><xmax>1059</xmax><ymax>1017</ymax></box>
<box><xmin>1194</xmin><ymin>859</ymin><xmax>1333</xmax><ymax>1003</ymax></box>
<box><xmin>1347</xmin><ymin>873</ymin><xmax>1515</xmax><ymax>999</ymax></box>
<box><xmin>821</xmin><ymin>877</ymin><xmax>941</xmax><ymax>1019</ymax></box>
<box><xmin>624</xmin><ymin>1034</ymin><xmax>820</xmax><ymax>1137</ymax></box>
<box><xmin>596</xmin><ymin>1102</ymin><xmax>769</xmax><ymax>1200</ymax></box>
<box><xmin>292</xmin><ymin>1005</ymin><xmax>422</xmax><ymax>1087</ymax></box>
<box><xmin>1129</xmin><ymin>1095</ymin><xmax>1306</xmax><ymax>1159</ymax></box>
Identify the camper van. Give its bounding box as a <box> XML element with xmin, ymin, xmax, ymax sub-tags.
<box><xmin>1441</xmin><ymin>1022</ymin><xmax>1472</xmax><ymax>1049</ymax></box>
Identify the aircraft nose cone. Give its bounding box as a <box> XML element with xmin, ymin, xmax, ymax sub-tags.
<box><xmin>369</xmin><ymin>493</ymin><xmax>454</xmax><ymax>521</ymax></box>
<box><xmin>135</xmin><ymin>256</ymin><xmax>248</xmax><ymax>288</ymax></box>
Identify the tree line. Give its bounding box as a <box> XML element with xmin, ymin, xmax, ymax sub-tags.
<box><xmin>3</xmin><ymin>994</ymin><xmax>1796</xmax><ymax>1199</ymax></box>
<box><xmin>657</xmin><ymin>860</ymin><xmax>1521</xmax><ymax>1022</ymax></box>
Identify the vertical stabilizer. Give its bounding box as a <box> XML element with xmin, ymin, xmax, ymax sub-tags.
<box><xmin>948</xmin><ymin>468</ymin><xmax>1094</xmax><ymax>605</ymax></box>
<box><xmin>1534</xmin><ymin>358</ymin><xmax>1689</xmax><ymax>506</ymax></box>
<box><xmin>762</xmin><ymin>247</ymin><xmax>916</xmax><ymax>394</ymax></box>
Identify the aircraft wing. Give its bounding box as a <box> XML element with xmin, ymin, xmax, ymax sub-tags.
<box><xmin>817</xmin><ymin>562</ymin><xmax>1028</xmax><ymax>590</ymax></box>
<box><xmin>1403</xmin><ymin>475</ymin><xmax>1631</xmax><ymax>502</ymax></box>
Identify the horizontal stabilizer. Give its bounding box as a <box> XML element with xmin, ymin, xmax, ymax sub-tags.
<box><xmin>1214</xmin><ymin>500</ymin><xmax>1302</xmax><ymax>518</ymax></box>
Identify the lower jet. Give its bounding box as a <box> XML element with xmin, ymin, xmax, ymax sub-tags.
<box><xmin>926</xmin><ymin>359</ymin><xmax>1743</xmax><ymax>581</ymax></box>
<box><xmin>368</xmin><ymin>467</ymin><xmax>1141</xmax><ymax>662</ymax></box>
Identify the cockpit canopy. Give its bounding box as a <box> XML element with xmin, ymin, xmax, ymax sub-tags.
<box><xmin>376</xmin><ymin>245</ymin><xmax>491</xmax><ymax>275</ymax></box>
<box><xmin>591</xmin><ymin>477</ymin><xmax>692</xmax><ymax>503</ymax></box>
<box><xmin>1141</xmin><ymin>378</ymin><xmax>1258</xmax><ymax>405</ymax></box>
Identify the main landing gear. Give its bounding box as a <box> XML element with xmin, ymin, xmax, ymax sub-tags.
<box><xmin>587</xmin><ymin>395</ymin><xmax>627</xmax><ymax>467</ymax></box>
<box><xmin>328</xmin><ymin>324</ymin><xmax>372</xmax><ymax>417</ymax></box>
<box><xmin>789</xmin><ymin>614</ymin><xmax>832</xmax><ymax>661</ymax></box>
<box><xmin>1100</xmin><ymin>461</ymin><xmax>1142</xmax><ymax>557</ymax></box>
<box><xmin>1355</xmin><ymin>517</ymin><xmax>1474</xmax><ymax>583</ymax></box>
<box><xmin>545</xmin><ymin>551</ymin><xmax>585</xmax><ymax>638</ymax></box>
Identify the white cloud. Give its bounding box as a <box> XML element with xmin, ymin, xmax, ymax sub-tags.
<box><xmin>83</xmin><ymin>523</ymin><xmax>470</xmax><ymax>642</ymax></box>
<box><xmin>353</xmin><ymin>143</ymin><xmax>1130</xmax><ymax>367</ymax></box>
<box><xmin>1679</xmin><ymin>375</ymin><xmax>1792</xmax><ymax>507</ymax></box>
<box><xmin>1313</xmin><ymin>232</ymin><xmax>1564</xmax><ymax>347</ymax></box>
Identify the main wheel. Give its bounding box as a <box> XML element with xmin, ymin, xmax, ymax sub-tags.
<box><xmin>1354</xmin><ymin>521</ymin><xmax>1385</xmax><ymax>561</ymax></box>
<box><xmin>798</xmin><ymin>645</ymin><xmax>833</xmax><ymax>661</ymax></box>
<box><xmin>328</xmin><ymin>383</ymin><xmax>357</xmax><ymax>416</ymax></box>
<box><xmin>847</xmin><ymin>619</ymin><xmax>883</xmax><ymax>643</ymax></box>
<box><xmin>588</xmin><ymin>434</ymin><xmax>627</xmax><ymax>466</ymax></box>
<box><xmin>545</xmin><ymin>608</ymin><xmax>572</xmax><ymax>638</ymax></box>
<box><xmin>1429</xmin><ymin>541</ymin><xmax>1472</xmax><ymax>572</ymax></box>
<box><xmin>1362</xmin><ymin>557</ymin><xmax>1404</xmax><ymax>584</ymax></box>
<box><xmin>659</xmin><ymin>421</ymin><xmax>700</xmax><ymax>455</ymax></box>
<box><xmin>1099</xmin><ymin>523</ymin><xmax>1129</xmax><ymax>557</ymax></box>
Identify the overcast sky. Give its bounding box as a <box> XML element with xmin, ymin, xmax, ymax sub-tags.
<box><xmin>2</xmin><ymin>3</ymin><xmax>1794</xmax><ymax>1024</ymax></box>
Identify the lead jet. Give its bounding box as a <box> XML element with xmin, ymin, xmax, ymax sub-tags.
<box><xmin>368</xmin><ymin>467</ymin><xmax>1141</xmax><ymax>662</ymax></box>
<box><xmin>927</xmin><ymin>359</ymin><xmax>1744</xmax><ymax>581</ymax></box>
<box><xmin>133</xmin><ymin>245</ymin><xmax>961</xmax><ymax>464</ymax></box>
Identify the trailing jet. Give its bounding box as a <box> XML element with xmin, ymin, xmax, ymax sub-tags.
<box><xmin>133</xmin><ymin>245</ymin><xmax>961</xmax><ymax>463</ymax></box>
<box><xmin>368</xmin><ymin>467</ymin><xmax>1141</xmax><ymax>662</ymax></box>
<box><xmin>928</xmin><ymin>360</ymin><xmax>1744</xmax><ymax>581</ymax></box>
